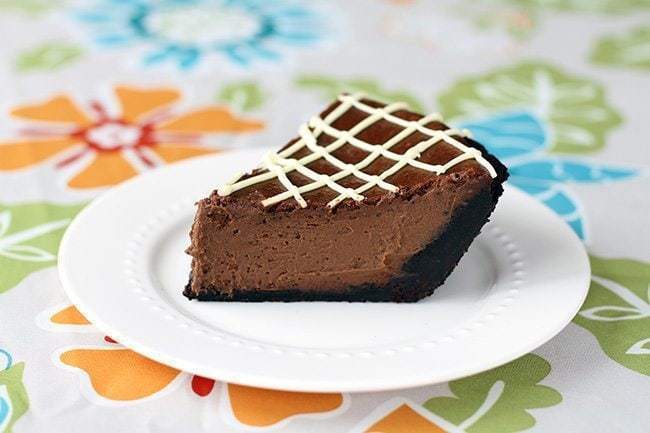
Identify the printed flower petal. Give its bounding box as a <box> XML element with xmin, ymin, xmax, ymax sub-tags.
<box><xmin>60</xmin><ymin>348</ymin><xmax>180</xmax><ymax>401</ymax></box>
<box><xmin>0</xmin><ymin>202</ymin><xmax>84</xmax><ymax>294</ymax></box>
<box><xmin>424</xmin><ymin>354</ymin><xmax>561</xmax><ymax>432</ymax></box>
<box><xmin>227</xmin><ymin>384</ymin><xmax>343</xmax><ymax>427</ymax></box>
<box><xmin>574</xmin><ymin>256</ymin><xmax>650</xmax><ymax>376</ymax></box>
<box><xmin>115</xmin><ymin>86</ymin><xmax>180</xmax><ymax>123</ymax></box>
<box><xmin>364</xmin><ymin>404</ymin><xmax>449</xmax><ymax>433</ymax></box>
<box><xmin>155</xmin><ymin>108</ymin><xmax>263</xmax><ymax>134</ymax></box>
<box><xmin>217</xmin><ymin>81</ymin><xmax>266</xmax><ymax>112</ymax></box>
<box><xmin>67</xmin><ymin>152</ymin><xmax>138</xmax><ymax>189</ymax></box>
<box><xmin>509</xmin><ymin>158</ymin><xmax>637</xmax><ymax>183</ymax></box>
<box><xmin>75</xmin><ymin>2</ymin><xmax>325</xmax><ymax>69</ymax></box>
<box><xmin>51</xmin><ymin>305</ymin><xmax>90</xmax><ymax>325</ymax></box>
<box><xmin>150</xmin><ymin>144</ymin><xmax>217</xmax><ymax>163</ymax></box>
<box><xmin>16</xmin><ymin>42</ymin><xmax>83</xmax><ymax>72</ymax></box>
<box><xmin>511</xmin><ymin>179</ymin><xmax>585</xmax><ymax>239</ymax></box>
<box><xmin>458</xmin><ymin>111</ymin><xmax>547</xmax><ymax>160</ymax></box>
<box><xmin>438</xmin><ymin>62</ymin><xmax>622</xmax><ymax>154</ymax></box>
<box><xmin>0</xmin><ymin>138</ymin><xmax>80</xmax><ymax>170</ymax></box>
<box><xmin>0</xmin><ymin>349</ymin><xmax>11</xmax><ymax>370</ymax></box>
<box><xmin>11</xmin><ymin>95</ymin><xmax>92</xmax><ymax>126</ymax></box>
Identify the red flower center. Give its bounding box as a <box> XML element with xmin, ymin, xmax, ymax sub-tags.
<box><xmin>78</xmin><ymin>119</ymin><xmax>156</xmax><ymax>152</ymax></box>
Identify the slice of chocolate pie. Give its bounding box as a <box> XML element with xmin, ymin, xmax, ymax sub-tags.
<box><xmin>185</xmin><ymin>93</ymin><xmax>508</xmax><ymax>302</ymax></box>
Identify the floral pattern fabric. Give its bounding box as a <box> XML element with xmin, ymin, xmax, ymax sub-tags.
<box><xmin>0</xmin><ymin>86</ymin><xmax>262</xmax><ymax>189</ymax></box>
<box><xmin>0</xmin><ymin>1</ymin><xmax>649</xmax><ymax>432</ymax></box>
<box><xmin>75</xmin><ymin>0</ymin><xmax>326</xmax><ymax>69</ymax></box>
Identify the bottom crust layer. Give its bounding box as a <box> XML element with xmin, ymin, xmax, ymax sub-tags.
<box><xmin>184</xmin><ymin>182</ymin><xmax>501</xmax><ymax>303</ymax></box>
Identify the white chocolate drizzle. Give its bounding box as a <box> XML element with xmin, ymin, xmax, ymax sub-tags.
<box><xmin>217</xmin><ymin>93</ymin><xmax>497</xmax><ymax>208</ymax></box>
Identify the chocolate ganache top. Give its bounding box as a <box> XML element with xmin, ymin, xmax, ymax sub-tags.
<box><xmin>216</xmin><ymin>93</ymin><xmax>497</xmax><ymax>212</ymax></box>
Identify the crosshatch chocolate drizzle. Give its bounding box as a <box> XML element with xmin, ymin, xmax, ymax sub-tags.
<box><xmin>218</xmin><ymin>93</ymin><xmax>497</xmax><ymax>209</ymax></box>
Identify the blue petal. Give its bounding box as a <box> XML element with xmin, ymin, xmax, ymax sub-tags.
<box><xmin>510</xmin><ymin>158</ymin><xmax>638</xmax><ymax>184</ymax></box>
<box><xmin>108</xmin><ymin>0</ymin><xmax>148</xmax><ymax>6</ymax></box>
<box><xmin>242</xmin><ymin>43</ymin><xmax>280</xmax><ymax>60</ymax></box>
<box><xmin>229</xmin><ymin>0</ymin><xmax>263</xmax><ymax>9</ymax></box>
<box><xmin>177</xmin><ymin>48</ymin><xmax>201</xmax><ymax>69</ymax></box>
<box><xmin>74</xmin><ymin>1</ymin><xmax>138</xmax><ymax>22</ymax></box>
<box><xmin>273</xmin><ymin>7</ymin><xmax>315</xmax><ymax>18</ymax></box>
<box><xmin>545</xmin><ymin>189</ymin><xmax>578</xmax><ymax>214</ymax></box>
<box><xmin>143</xmin><ymin>46</ymin><xmax>201</xmax><ymax>69</ymax></box>
<box><xmin>567</xmin><ymin>218</ymin><xmax>585</xmax><ymax>239</ymax></box>
<box><xmin>95</xmin><ymin>34</ymin><xmax>135</xmax><ymax>46</ymax></box>
<box><xmin>76</xmin><ymin>0</ymin><xmax>326</xmax><ymax>68</ymax></box>
<box><xmin>221</xmin><ymin>45</ymin><xmax>249</xmax><ymax>65</ymax></box>
<box><xmin>512</xmin><ymin>178</ymin><xmax>586</xmax><ymax>239</ymax></box>
<box><xmin>0</xmin><ymin>349</ymin><xmax>11</xmax><ymax>370</ymax></box>
<box><xmin>272</xmin><ymin>31</ymin><xmax>321</xmax><ymax>44</ymax></box>
<box><xmin>143</xmin><ymin>47</ymin><xmax>175</xmax><ymax>65</ymax></box>
<box><xmin>458</xmin><ymin>111</ymin><xmax>547</xmax><ymax>160</ymax></box>
<box><xmin>75</xmin><ymin>11</ymin><xmax>114</xmax><ymax>22</ymax></box>
<box><xmin>0</xmin><ymin>396</ymin><xmax>9</xmax><ymax>431</ymax></box>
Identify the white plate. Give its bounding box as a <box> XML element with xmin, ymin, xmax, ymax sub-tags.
<box><xmin>58</xmin><ymin>149</ymin><xmax>590</xmax><ymax>393</ymax></box>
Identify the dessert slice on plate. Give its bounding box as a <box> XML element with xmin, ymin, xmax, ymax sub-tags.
<box><xmin>185</xmin><ymin>93</ymin><xmax>508</xmax><ymax>302</ymax></box>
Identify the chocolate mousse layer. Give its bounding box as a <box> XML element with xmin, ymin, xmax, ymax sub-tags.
<box><xmin>185</xmin><ymin>95</ymin><xmax>508</xmax><ymax>302</ymax></box>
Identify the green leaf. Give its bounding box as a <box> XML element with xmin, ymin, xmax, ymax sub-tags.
<box><xmin>295</xmin><ymin>75</ymin><xmax>425</xmax><ymax>112</ymax></box>
<box><xmin>216</xmin><ymin>81</ymin><xmax>266</xmax><ymax>112</ymax></box>
<box><xmin>450</xmin><ymin>2</ymin><xmax>538</xmax><ymax>40</ymax></box>
<box><xmin>437</xmin><ymin>61</ymin><xmax>622</xmax><ymax>154</ymax></box>
<box><xmin>0</xmin><ymin>363</ymin><xmax>29</xmax><ymax>433</ymax></box>
<box><xmin>16</xmin><ymin>43</ymin><xmax>83</xmax><ymax>72</ymax></box>
<box><xmin>423</xmin><ymin>354</ymin><xmax>562</xmax><ymax>433</ymax></box>
<box><xmin>591</xmin><ymin>26</ymin><xmax>650</xmax><ymax>70</ymax></box>
<box><xmin>0</xmin><ymin>0</ymin><xmax>59</xmax><ymax>14</ymax></box>
<box><xmin>511</xmin><ymin>0</ymin><xmax>650</xmax><ymax>13</ymax></box>
<box><xmin>0</xmin><ymin>202</ymin><xmax>85</xmax><ymax>293</ymax></box>
<box><xmin>573</xmin><ymin>255</ymin><xmax>650</xmax><ymax>376</ymax></box>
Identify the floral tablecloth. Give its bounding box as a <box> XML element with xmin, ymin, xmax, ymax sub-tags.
<box><xmin>1</xmin><ymin>1</ymin><xmax>649</xmax><ymax>432</ymax></box>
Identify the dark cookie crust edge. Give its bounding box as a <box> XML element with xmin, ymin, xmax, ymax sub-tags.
<box><xmin>184</xmin><ymin>139</ymin><xmax>508</xmax><ymax>303</ymax></box>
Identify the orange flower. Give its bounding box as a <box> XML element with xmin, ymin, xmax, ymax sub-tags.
<box><xmin>0</xmin><ymin>86</ymin><xmax>263</xmax><ymax>188</ymax></box>
<box><xmin>352</xmin><ymin>399</ymin><xmax>460</xmax><ymax>433</ymax></box>
<box><xmin>226</xmin><ymin>384</ymin><xmax>344</xmax><ymax>427</ymax></box>
<box><xmin>46</xmin><ymin>305</ymin><xmax>346</xmax><ymax>428</ymax></box>
<box><xmin>49</xmin><ymin>305</ymin><xmax>182</xmax><ymax>401</ymax></box>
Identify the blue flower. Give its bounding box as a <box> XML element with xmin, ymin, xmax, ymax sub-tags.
<box><xmin>0</xmin><ymin>396</ymin><xmax>9</xmax><ymax>433</ymax></box>
<box><xmin>76</xmin><ymin>0</ymin><xmax>325</xmax><ymax>69</ymax></box>
<box><xmin>0</xmin><ymin>349</ymin><xmax>12</xmax><ymax>430</ymax></box>
<box><xmin>0</xmin><ymin>349</ymin><xmax>10</xmax><ymax>371</ymax></box>
<box><xmin>458</xmin><ymin>111</ymin><xmax>638</xmax><ymax>240</ymax></box>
